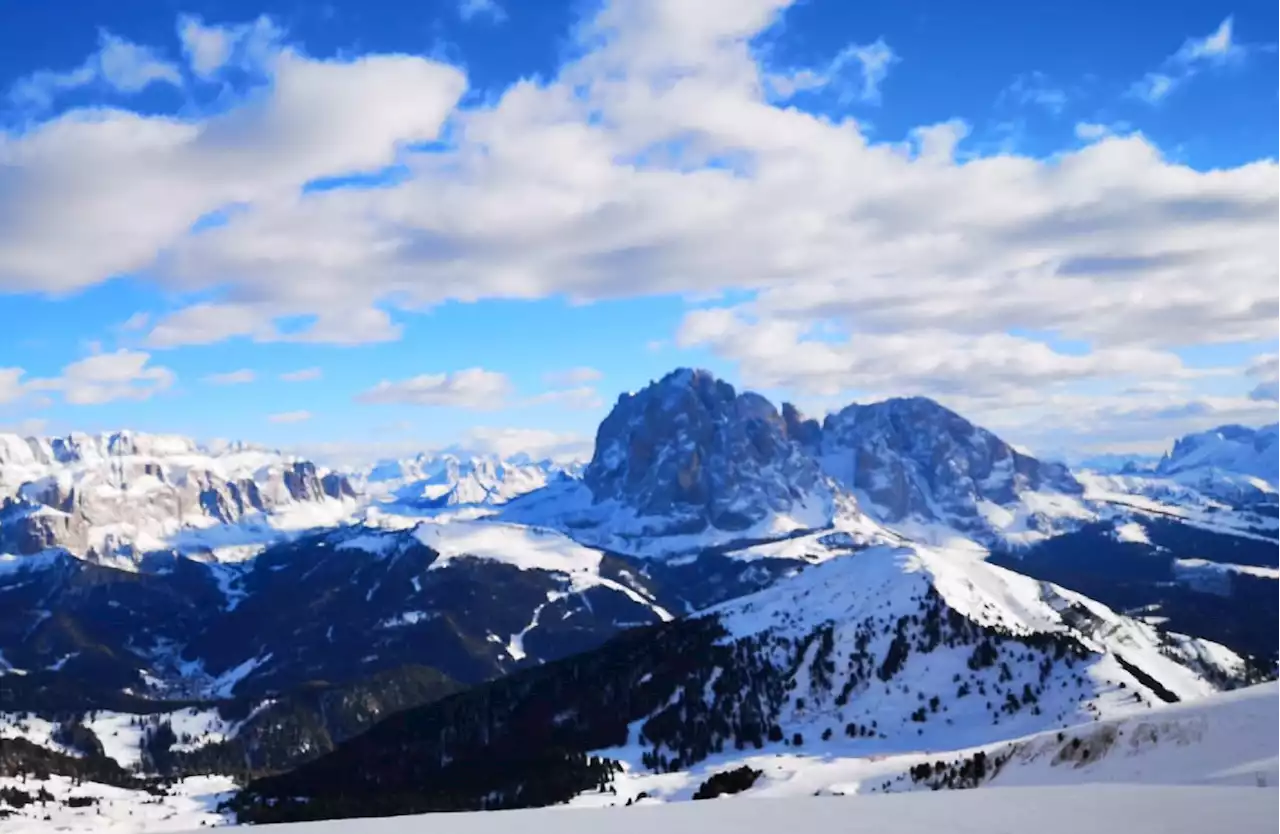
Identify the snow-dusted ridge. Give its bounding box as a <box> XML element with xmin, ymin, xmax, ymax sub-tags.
<box><xmin>566</xmin><ymin>680</ymin><xmax>1278</xmax><ymax>808</ymax></box>
<box><xmin>0</xmin><ymin>430</ymin><xmax>358</xmax><ymax>561</ymax></box>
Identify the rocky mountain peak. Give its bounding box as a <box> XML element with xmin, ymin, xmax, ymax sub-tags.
<box><xmin>584</xmin><ymin>368</ymin><xmax>830</xmax><ymax>533</ymax></box>
<box><xmin>816</xmin><ymin>395</ymin><xmax>1081</xmax><ymax>528</ymax></box>
<box><xmin>0</xmin><ymin>432</ymin><xmax>356</xmax><ymax>558</ymax></box>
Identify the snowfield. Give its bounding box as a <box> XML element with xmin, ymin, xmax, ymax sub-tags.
<box><xmin>167</xmin><ymin>785</ymin><xmax>1275</xmax><ymax>834</ymax></box>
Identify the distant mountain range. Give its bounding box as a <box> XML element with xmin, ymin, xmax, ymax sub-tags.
<box><xmin>0</xmin><ymin>368</ymin><xmax>1274</xmax><ymax>828</ymax></box>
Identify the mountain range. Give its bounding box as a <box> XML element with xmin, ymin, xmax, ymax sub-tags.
<box><xmin>0</xmin><ymin>368</ymin><xmax>1275</xmax><ymax>829</ymax></box>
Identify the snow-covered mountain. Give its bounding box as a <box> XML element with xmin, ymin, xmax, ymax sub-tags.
<box><xmin>583</xmin><ymin>369</ymin><xmax>836</xmax><ymax>534</ymax></box>
<box><xmin>357</xmin><ymin>452</ymin><xmax>580</xmax><ymax>508</ymax></box>
<box><xmin>1155</xmin><ymin>423</ymin><xmax>1279</xmax><ymax>498</ymax></box>
<box><xmin>498</xmin><ymin>372</ymin><xmax>1113</xmax><ymax>557</ymax></box>
<box><xmin>2</xmin><ymin>541</ymin><xmax>1271</xmax><ymax>831</ymax></box>
<box><xmin>0</xmin><ymin>431</ymin><xmax>357</xmax><ymax>561</ymax></box>
<box><xmin>785</xmin><ymin>396</ymin><xmax>1088</xmax><ymax>546</ymax></box>
<box><xmin>225</xmin><ymin>538</ymin><xmax>1261</xmax><ymax>823</ymax></box>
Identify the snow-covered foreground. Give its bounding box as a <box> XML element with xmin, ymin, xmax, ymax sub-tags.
<box><xmin>3</xmin><ymin>682</ymin><xmax>1272</xmax><ymax>833</ymax></box>
<box><xmin>0</xmin><ymin>775</ymin><xmax>235</xmax><ymax>833</ymax></box>
<box><xmin>191</xmin><ymin>785</ymin><xmax>1273</xmax><ymax>834</ymax></box>
<box><xmin>569</xmin><ymin>681</ymin><xmax>1278</xmax><ymax>807</ymax></box>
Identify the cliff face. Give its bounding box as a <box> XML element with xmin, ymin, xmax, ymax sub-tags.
<box><xmin>0</xmin><ymin>431</ymin><xmax>356</xmax><ymax>558</ymax></box>
<box><xmin>584</xmin><ymin>369</ymin><xmax>831</xmax><ymax>533</ymax></box>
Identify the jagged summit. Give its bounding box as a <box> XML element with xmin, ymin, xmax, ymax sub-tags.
<box><xmin>812</xmin><ymin>395</ymin><xmax>1083</xmax><ymax>538</ymax></box>
<box><xmin>568</xmin><ymin>371</ymin><xmax>1091</xmax><ymax>547</ymax></box>
<box><xmin>584</xmin><ymin>368</ymin><xmax>832</xmax><ymax>533</ymax></box>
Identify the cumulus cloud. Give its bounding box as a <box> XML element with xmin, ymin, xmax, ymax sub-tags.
<box><xmin>356</xmin><ymin>368</ymin><xmax>512</xmax><ymax>409</ymax></box>
<box><xmin>676</xmin><ymin>308</ymin><xmax>1199</xmax><ymax>400</ymax></box>
<box><xmin>25</xmin><ymin>350</ymin><xmax>175</xmax><ymax>405</ymax></box>
<box><xmin>203</xmin><ymin>369</ymin><xmax>256</xmax><ymax>385</ymax></box>
<box><xmin>268</xmin><ymin>410</ymin><xmax>312</xmax><ymax>423</ymax></box>
<box><xmin>280</xmin><ymin>367</ymin><xmax>323</xmax><ymax>382</ymax></box>
<box><xmin>0</xmin><ymin>2</ymin><xmax>1275</xmax><ymax>448</ymax></box>
<box><xmin>9</xmin><ymin>30</ymin><xmax>181</xmax><ymax>108</ymax></box>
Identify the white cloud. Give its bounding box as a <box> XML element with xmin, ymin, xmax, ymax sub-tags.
<box><xmin>458</xmin><ymin>0</ymin><xmax>507</xmax><ymax>23</ymax></box>
<box><xmin>676</xmin><ymin>309</ymin><xmax>1199</xmax><ymax>400</ymax></box>
<box><xmin>462</xmin><ymin>427</ymin><xmax>592</xmax><ymax>463</ymax></box>
<box><xmin>1130</xmin><ymin>17</ymin><xmax>1249</xmax><ymax>105</ymax></box>
<box><xmin>356</xmin><ymin>368</ymin><xmax>512</xmax><ymax>409</ymax></box>
<box><xmin>1128</xmin><ymin>72</ymin><xmax>1177</xmax><ymax>104</ymax></box>
<box><xmin>9</xmin><ymin>30</ymin><xmax>181</xmax><ymax>108</ymax></box>
<box><xmin>178</xmin><ymin>15</ymin><xmax>235</xmax><ymax>78</ymax></box>
<box><xmin>0</xmin><ymin>31</ymin><xmax>466</xmax><ymax>304</ymax></box>
<box><xmin>0</xmin><ymin>2</ymin><xmax>1275</xmax><ymax>449</ymax></box>
<box><xmin>523</xmin><ymin>386</ymin><xmax>606</xmax><ymax>410</ymax></box>
<box><xmin>1249</xmin><ymin>381</ymin><xmax>1280</xmax><ymax>403</ymax></box>
<box><xmin>268</xmin><ymin>410</ymin><xmax>312</xmax><ymax>423</ymax></box>
<box><xmin>1173</xmin><ymin>17</ymin><xmax>1243</xmax><ymax>65</ymax></box>
<box><xmin>542</xmin><ymin>366</ymin><xmax>604</xmax><ymax>386</ymax></box>
<box><xmin>280</xmin><ymin>367</ymin><xmax>323</xmax><ymax>382</ymax></box>
<box><xmin>118</xmin><ymin>311</ymin><xmax>151</xmax><ymax>332</ymax></box>
<box><xmin>291</xmin><ymin>426</ymin><xmax>593</xmax><ymax>468</ymax></box>
<box><xmin>769</xmin><ymin>37</ymin><xmax>899</xmax><ymax>104</ymax></box>
<box><xmin>0</xmin><ymin>368</ymin><xmax>24</xmax><ymax>405</ymax></box>
<box><xmin>1073</xmin><ymin>121</ymin><xmax>1130</xmax><ymax>141</ymax></box>
<box><xmin>1246</xmin><ymin>352</ymin><xmax>1279</xmax><ymax>402</ymax></box>
<box><xmin>177</xmin><ymin>14</ymin><xmax>283</xmax><ymax>78</ymax></box>
<box><xmin>203</xmin><ymin>368</ymin><xmax>256</xmax><ymax>385</ymax></box>
<box><xmin>26</xmin><ymin>350</ymin><xmax>175</xmax><ymax>406</ymax></box>
<box><xmin>0</xmin><ymin>417</ymin><xmax>48</xmax><ymax>437</ymax></box>
<box><xmin>1001</xmin><ymin>72</ymin><xmax>1067</xmax><ymax>115</ymax></box>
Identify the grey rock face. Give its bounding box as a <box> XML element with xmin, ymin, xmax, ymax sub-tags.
<box><xmin>0</xmin><ymin>432</ymin><xmax>357</xmax><ymax>557</ymax></box>
<box><xmin>584</xmin><ymin>369</ymin><xmax>830</xmax><ymax>532</ymax></box>
<box><xmin>815</xmin><ymin>396</ymin><xmax>1081</xmax><ymax>526</ymax></box>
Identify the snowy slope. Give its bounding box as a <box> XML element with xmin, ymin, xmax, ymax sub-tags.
<box><xmin>1</xmin><ymin>784</ymin><xmax>1271</xmax><ymax>834</ymax></box>
<box><xmin>682</xmin><ymin>543</ymin><xmax>1250</xmax><ymax>757</ymax></box>
<box><xmin>1157</xmin><ymin>423</ymin><xmax>1279</xmax><ymax>494</ymax></box>
<box><xmin>567</xmin><ymin>681</ymin><xmax>1277</xmax><ymax>807</ymax></box>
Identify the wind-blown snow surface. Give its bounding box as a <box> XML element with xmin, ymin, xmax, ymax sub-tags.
<box><xmin>201</xmin><ymin>787</ymin><xmax>1277</xmax><ymax>834</ymax></box>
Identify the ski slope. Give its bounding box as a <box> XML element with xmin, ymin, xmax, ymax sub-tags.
<box><xmin>162</xmin><ymin>785</ymin><xmax>1272</xmax><ymax>833</ymax></box>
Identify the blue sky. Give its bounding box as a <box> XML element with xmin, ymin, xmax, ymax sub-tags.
<box><xmin>0</xmin><ymin>0</ymin><xmax>1276</xmax><ymax>462</ymax></box>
